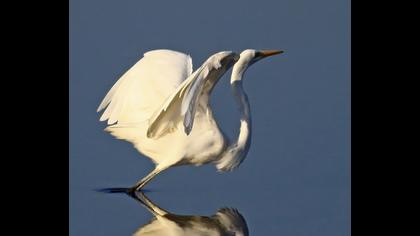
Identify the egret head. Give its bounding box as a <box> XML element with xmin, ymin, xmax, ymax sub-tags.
<box><xmin>231</xmin><ymin>49</ymin><xmax>283</xmax><ymax>83</ymax></box>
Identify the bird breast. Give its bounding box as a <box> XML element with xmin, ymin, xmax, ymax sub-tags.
<box><xmin>180</xmin><ymin>114</ymin><xmax>226</xmax><ymax>166</ymax></box>
<box><xmin>131</xmin><ymin>110</ymin><xmax>225</xmax><ymax>167</ymax></box>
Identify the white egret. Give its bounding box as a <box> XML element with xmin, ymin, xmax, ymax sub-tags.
<box><xmin>130</xmin><ymin>191</ymin><xmax>249</xmax><ymax>236</ymax></box>
<box><xmin>97</xmin><ymin>49</ymin><xmax>283</xmax><ymax>191</ymax></box>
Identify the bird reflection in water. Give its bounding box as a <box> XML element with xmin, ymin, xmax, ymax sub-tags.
<box><xmin>128</xmin><ymin>191</ymin><xmax>249</xmax><ymax>236</ymax></box>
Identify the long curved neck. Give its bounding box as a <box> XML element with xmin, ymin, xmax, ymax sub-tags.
<box><xmin>230</xmin><ymin>80</ymin><xmax>252</xmax><ymax>149</ymax></box>
<box><xmin>215</xmin><ymin>67</ymin><xmax>252</xmax><ymax>171</ymax></box>
<box><xmin>230</xmin><ymin>63</ymin><xmax>252</xmax><ymax>150</ymax></box>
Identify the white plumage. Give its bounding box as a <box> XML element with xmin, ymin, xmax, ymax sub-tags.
<box><xmin>98</xmin><ymin>49</ymin><xmax>193</xmax><ymax>125</ymax></box>
<box><xmin>97</xmin><ymin>48</ymin><xmax>283</xmax><ymax>191</ymax></box>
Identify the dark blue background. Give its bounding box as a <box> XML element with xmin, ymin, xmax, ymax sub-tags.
<box><xmin>70</xmin><ymin>0</ymin><xmax>350</xmax><ymax>235</ymax></box>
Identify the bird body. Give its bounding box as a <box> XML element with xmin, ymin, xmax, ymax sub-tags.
<box><xmin>97</xmin><ymin>48</ymin><xmax>282</xmax><ymax>190</ymax></box>
<box><xmin>99</xmin><ymin>49</ymin><xmax>236</xmax><ymax>166</ymax></box>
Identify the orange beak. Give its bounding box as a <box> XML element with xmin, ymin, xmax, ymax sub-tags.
<box><xmin>259</xmin><ymin>50</ymin><xmax>284</xmax><ymax>58</ymax></box>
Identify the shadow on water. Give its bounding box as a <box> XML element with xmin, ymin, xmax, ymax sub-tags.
<box><xmin>97</xmin><ymin>189</ymin><xmax>249</xmax><ymax>236</ymax></box>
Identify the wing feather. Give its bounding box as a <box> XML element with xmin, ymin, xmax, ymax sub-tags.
<box><xmin>147</xmin><ymin>51</ymin><xmax>239</xmax><ymax>138</ymax></box>
<box><xmin>97</xmin><ymin>49</ymin><xmax>193</xmax><ymax>126</ymax></box>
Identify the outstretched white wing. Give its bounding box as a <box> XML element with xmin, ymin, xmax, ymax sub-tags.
<box><xmin>147</xmin><ymin>51</ymin><xmax>239</xmax><ymax>139</ymax></box>
<box><xmin>97</xmin><ymin>49</ymin><xmax>193</xmax><ymax>125</ymax></box>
